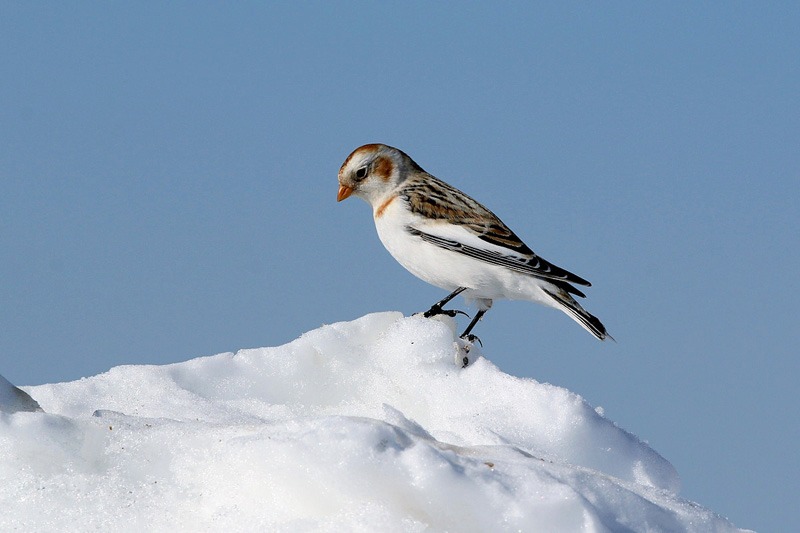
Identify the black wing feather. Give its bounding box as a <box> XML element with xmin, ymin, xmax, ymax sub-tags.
<box><xmin>406</xmin><ymin>226</ymin><xmax>589</xmax><ymax>297</ymax></box>
<box><xmin>400</xmin><ymin>174</ymin><xmax>591</xmax><ymax>297</ymax></box>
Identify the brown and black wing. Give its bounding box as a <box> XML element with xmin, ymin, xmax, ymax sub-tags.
<box><xmin>401</xmin><ymin>175</ymin><xmax>591</xmax><ymax>296</ymax></box>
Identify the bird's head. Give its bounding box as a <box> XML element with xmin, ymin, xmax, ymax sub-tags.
<box><xmin>337</xmin><ymin>144</ymin><xmax>421</xmax><ymax>206</ymax></box>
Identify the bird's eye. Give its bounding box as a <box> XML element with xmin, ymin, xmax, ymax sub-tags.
<box><xmin>355</xmin><ymin>167</ymin><xmax>367</xmax><ymax>180</ymax></box>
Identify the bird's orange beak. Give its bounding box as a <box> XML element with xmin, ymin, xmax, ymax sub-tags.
<box><xmin>337</xmin><ymin>184</ymin><xmax>354</xmax><ymax>202</ymax></box>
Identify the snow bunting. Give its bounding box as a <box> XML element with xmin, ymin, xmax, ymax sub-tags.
<box><xmin>337</xmin><ymin>143</ymin><xmax>611</xmax><ymax>342</ymax></box>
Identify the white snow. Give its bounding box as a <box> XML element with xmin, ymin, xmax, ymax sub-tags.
<box><xmin>0</xmin><ymin>373</ymin><xmax>41</xmax><ymax>414</ymax></box>
<box><xmin>1</xmin><ymin>312</ymin><xmax>748</xmax><ymax>532</ymax></box>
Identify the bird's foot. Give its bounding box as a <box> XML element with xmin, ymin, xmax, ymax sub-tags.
<box><xmin>459</xmin><ymin>333</ymin><xmax>483</xmax><ymax>347</ymax></box>
<box><xmin>422</xmin><ymin>304</ymin><xmax>469</xmax><ymax>319</ymax></box>
<box><xmin>456</xmin><ymin>336</ymin><xmax>483</xmax><ymax>368</ymax></box>
<box><xmin>458</xmin><ymin>343</ymin><xmax>471</xmax><ymax>368</ymax></box>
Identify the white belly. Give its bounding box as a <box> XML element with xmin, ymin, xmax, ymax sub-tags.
<box><xmin>373</xmin><ymin>201</ymin><xmax>555</xmax><ymax>309</ymax></box>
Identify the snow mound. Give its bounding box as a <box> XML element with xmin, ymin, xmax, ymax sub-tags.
<box><xmin>3</xmin><ymin>312</ymin><xmax>747</xmax><ymax>532</ymax></box>
<box><xmin>0</xmin><ymin>373</ymin><xmax>42</xmax><ymax>413</ymax></box>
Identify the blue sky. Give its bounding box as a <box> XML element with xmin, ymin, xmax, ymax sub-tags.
<box><xmin>1</xmin><ymin>3</ymin><xmax>797</xmax><ymax>531</ymax></box>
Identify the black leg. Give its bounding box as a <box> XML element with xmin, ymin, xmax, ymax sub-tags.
<box><xmin>423</xmin><ymin>287</ymin><xmax>469</xmax><ymax>318</ymax></box>
<box><xmin>459</xmin><ymin>309</ymin><xmax>487</xmax><ymax>368</ymax></box>
<box><xmin>459</xmin><ymin>309</ymin><xmax>486</xmax><ymax>345</ymax></box>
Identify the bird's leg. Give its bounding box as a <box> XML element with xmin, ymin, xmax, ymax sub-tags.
<box><xmin>459</xmin><ymin>309</ymin><xmax>486</xmax><ymax>346</ymax></box>
<box><xmin>423</xmin><ymin>287</ymin><xmax>469</xmax><ymax>318</ymax></box>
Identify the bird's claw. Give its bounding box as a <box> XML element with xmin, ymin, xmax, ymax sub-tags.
<box><xmin>460</xmin><ymin>333</ymin><xmax>483</xmax><ymax>347</ymax></box>
<box><xmin>423</xmin><ymin>305</ymin><xmax>470</xmax><ymax>319</ymax></box>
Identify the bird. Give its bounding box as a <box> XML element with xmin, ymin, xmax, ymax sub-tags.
<box><xmin>337</xmin><ymin>143</ymin><xmax>611</xmax><ymax>343</ymax></box>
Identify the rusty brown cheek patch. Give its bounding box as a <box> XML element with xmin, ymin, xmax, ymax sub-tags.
<box><xmin>373</xmin><ymin>156</ymin><xmax>394</xmax><ymax>182</ymax></box>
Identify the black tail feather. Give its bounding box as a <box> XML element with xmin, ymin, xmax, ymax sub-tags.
<box><xmin>542</xmin><ymin>288</ymin><xmax>613</xmax><ymax>341</ymax></box>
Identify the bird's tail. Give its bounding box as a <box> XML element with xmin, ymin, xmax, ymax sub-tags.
<box><xmin>542</xmin><ymin>288</ymin><xmax>613</xmax><ymax>341</ymax></box>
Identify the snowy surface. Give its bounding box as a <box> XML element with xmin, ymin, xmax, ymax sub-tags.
<box><xmin>0</xmin><ymin>373</ymin><xmax>41</xmax><ymax>414</ymax></box>
<box><xmin>2</xmin><ymin>312</ymin><xmax>748</xmax><ymax>532</ymax></box>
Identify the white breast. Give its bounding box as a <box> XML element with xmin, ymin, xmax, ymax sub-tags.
<box><xmin>371</xmin><ymin>196</ymin><xmax>552</xmax><ymax>308</ymax></box>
